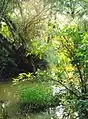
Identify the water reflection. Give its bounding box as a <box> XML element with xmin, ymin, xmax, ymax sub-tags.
<box><xmin>0</xmin><ymin>83</ymin><xmax>62</xmax><ymax>119</ymax></box>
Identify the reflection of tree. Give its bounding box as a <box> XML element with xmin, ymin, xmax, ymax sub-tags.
<box><xmin>0</xmin><ymin>100</ymin><xmax>9</xmax><ymax>119</ymax></box>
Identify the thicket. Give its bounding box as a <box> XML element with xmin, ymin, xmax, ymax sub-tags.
<box><xmin>19</xmin><ymin>82</ymin><xmax>59</xmax><ymax>113</ymax></box>
<box><xmin>0</xmin><ymin>0</ymin><xmax>88</xmax><ymax>118</ymax></box>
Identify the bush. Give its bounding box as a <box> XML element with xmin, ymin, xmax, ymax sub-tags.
<box><xmin>19</xmin><ymin>82</ymin><xmax>59</xmax><ymax>112</ymax></box>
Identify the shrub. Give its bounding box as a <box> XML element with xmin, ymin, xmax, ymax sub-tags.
<box><xmin>19</xmin><ymin>82</ymin><xmax>59</xmax><ymax>112</ymax></box>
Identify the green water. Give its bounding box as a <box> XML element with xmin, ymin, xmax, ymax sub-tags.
<box><xmin>0</xmin><ymin>83</ymin><xmax>57</xmax><ymax>119</ymax></box>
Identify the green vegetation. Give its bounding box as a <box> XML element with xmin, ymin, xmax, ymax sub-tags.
<box><xmin>19</xmin><ymin>83</ymin><xmax>59</xmax><ymax>112</ymax></box>
<box><xmin>0</xmin><ymin>0</ymin><xmax>88</xmax><ymax>119</ymax></box>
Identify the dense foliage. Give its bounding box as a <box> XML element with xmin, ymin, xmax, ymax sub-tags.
<box><xmin>19</xmin><ymin>82</ymin><xmax>59</xmax><ymax>113</ymax></box>
<box><xmin>0</xmin><ymin>0</ymin><xmax>88</xmax><ymax>119</ymax></box>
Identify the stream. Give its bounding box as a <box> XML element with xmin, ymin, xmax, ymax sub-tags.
<box><xmin>0</xmin><ymin>82</ymin><xmax>62</xmax><ymax>119</ymax></box>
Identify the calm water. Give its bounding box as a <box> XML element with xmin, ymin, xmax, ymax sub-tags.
<box><xmin>0</xmin><ymin>82</ymin><xmax>61</xmax><ymax>119</ymax></box>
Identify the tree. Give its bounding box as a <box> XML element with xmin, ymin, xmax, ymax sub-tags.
<box><xmin>0</xmin><ymin>0</ymin><xmax>47</xmax><ymax>79</ymax></box>
<box><xmin>57</xmin><ymin>26</ymin><xmax>88</xmax><ymax>119</ymax></box>
<box><xmin>0</xmin><ymin>0</ymin><xmax>88</xmax><ymax>118</ymax></box>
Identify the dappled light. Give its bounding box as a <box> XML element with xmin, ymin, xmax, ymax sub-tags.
<box><xmin>0</xmin><ymin>0</ymin><xmax>88</xmax><ymax>119</ymax></box>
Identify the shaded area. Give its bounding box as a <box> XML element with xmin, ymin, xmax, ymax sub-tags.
<box><xmin>0</xmin><ymin>33</ymin><xmax>47</xmax><ymax>81</ymax></box>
